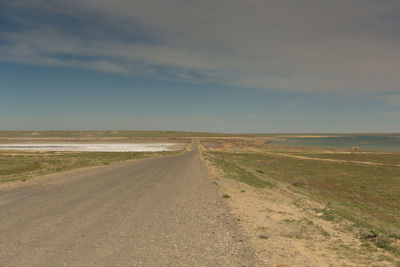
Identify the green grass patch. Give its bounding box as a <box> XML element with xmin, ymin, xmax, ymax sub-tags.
<box><xmin>204</xmin><ymin>152</ymin><xmax>274</xmax><ymax>188</ymax></box>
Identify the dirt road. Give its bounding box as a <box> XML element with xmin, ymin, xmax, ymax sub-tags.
<box><xmin>0</xmin><ymin>142</ymin><xmax>258</xmax><ymax>266</ymax></box>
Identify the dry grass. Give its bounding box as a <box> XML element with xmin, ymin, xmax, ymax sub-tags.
<box><xmin>0</xmin><ymin>150</ymin><xmax>179</xmax><ymax>183</ymax></box>
<box><xmin>201</xmin><ymin>138</ymin><xmax>400</xmax><ymax>261</ymax></box>
<box><xmin>0</xmin><ymin>131</ymin><xmax>247</xmax><ymax>142</ymax></box>
<box><xmin>285</xmin><ymin>151</ymin><xmax>400</xmax><ymax>165</ymax></box>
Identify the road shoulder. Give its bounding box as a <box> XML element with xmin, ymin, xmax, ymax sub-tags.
<box><xmin>201</xmin><ymin>150</ymin><xmax>397</xmax><ymax>266</ymax></box>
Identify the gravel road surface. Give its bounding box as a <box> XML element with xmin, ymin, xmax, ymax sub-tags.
<box><xmin>0</xmin><ymin>142</ymin><xmax>259</xmax><ymax>266</ymax></box>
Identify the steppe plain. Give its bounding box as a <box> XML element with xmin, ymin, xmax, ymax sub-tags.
<box><xmin>1</xmin><ymin>131</ymin><xmax>400</xmax><ymax>266</ymax></box>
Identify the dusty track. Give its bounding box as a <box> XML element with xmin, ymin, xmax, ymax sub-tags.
<box><xmin>0</xmin><ymin>143</ymin><xmax>258</xmax><ymax>266</ymax></box>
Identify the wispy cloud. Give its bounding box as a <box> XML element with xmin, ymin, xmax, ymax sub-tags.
<box><xmin>1</xmin><ymin>0</ymin><xmax>400</xmax><ymax>94</ymax></box>
<box><xmin>378</xmin><ymin>93</ymin><xmax>400</xmax><ymax>105</ymax></box>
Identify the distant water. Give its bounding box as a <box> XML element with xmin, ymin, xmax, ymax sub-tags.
<box><xmin>269</xmin><ymin>135</ymin><xmax>400</xmax><ymax>152</ymax></box>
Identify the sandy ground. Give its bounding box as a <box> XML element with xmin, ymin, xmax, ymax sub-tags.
<box><xmin>202</xmin><ymin>154</ymin><xmax>397</xmax><ymax>266</ymax></box>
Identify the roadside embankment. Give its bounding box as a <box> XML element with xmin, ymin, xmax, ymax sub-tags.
<box><xmin>200</xmin><ymin>139</ymin><xmax>400</xmax><ymax>266</ymax></box>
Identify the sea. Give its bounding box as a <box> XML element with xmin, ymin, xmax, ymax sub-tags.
<box><xmin>269</xmin><ymin>135</ymin><xmax>400</xmax><ymax>152</ymax></box>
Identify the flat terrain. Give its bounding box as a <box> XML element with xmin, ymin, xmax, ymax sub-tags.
<box><xmin>201</xmin><ymin>138</ymin><xmax>400</xmax><ymax>265</ymax></box>
<box><xmin>2</xmin><ymin>132</ymin><xmax>400</xmax><ymax>265</ymax></box>
<box><xmin>0</xmin><ymin>130</ymin><xmax>236</xmax><ymax>142</ymax></box>
<box><xmin>0</xmin><ymin>150</ymin><xmax>179</xmax><ymax>183</ymax></box>
<box><xmin>204</xmin><ymin>151</ymin><xmax>400</xmax><ymax>232</ymax></box>
<box><xmin>0</xmin><ymin>143</ymin><xmax>258</xmax><ymax>266</ymax></box>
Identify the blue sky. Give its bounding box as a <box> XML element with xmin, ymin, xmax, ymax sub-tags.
<box><xmin>1</xmin><ymin>0</ymin><xmax>400</xmax><ymax>132</ymax></box>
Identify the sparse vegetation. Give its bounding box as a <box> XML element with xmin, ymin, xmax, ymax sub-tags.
<box><xmin>222</xmin><ymin>193</ymin><xmax>230</xmax><ymax>198</ymax></box>
<box><xmin>289</xmin><ymin>152</ymin><xmax>400</xmax><ymax>165</ymax></box>
<box><xmin>202</xmin><ymin>141</ymin><xmax>400</xmax><ymax>259</ymax></box>
<box><xmin>315</xmin><ymin>208</ymin><xmax>336</xmax><ymax>221</ymax></box>
<box><xmin>0</xmin><ymin>130</ymin><xmax>251</xmax><ymax>140</ymax></box>
<box><xmin>203</xmin><ymin>153</ymin><xmax>274</xmax><ymax>188</ymax></box>
<box><xmin>0</xmin><ymin>150</ymin><xmax>179</xmax><ymax>183</ymax></box>
<box><xmin>205</xmin><ymin>151</ymin><xmax>400</xmax><ymax>233</ymax></box>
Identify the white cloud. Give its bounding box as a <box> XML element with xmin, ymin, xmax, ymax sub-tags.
<box><xmin>1</xmin><ymin>0</ymin><xmax>400</xmax><ymax>94</ymax></box>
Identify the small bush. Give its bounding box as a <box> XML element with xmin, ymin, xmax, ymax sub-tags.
<box><xmin>389</xmin><ymin>231</ymin><xmax>400</xmax><ymax>240</ymax></box>
<box><xmin>292</xmin><ymin>180</ymin><xmax>306</xmax><ymax>187</ymax></box>
<box><xmin>222</xmin><ymin>194</ymin><xmax>230</xmax><ymax>198</ymax></box>
<box><xmin>359</xmin><ymin>229</ymin><xmax>377</xmax><ymax>240</ymax></box>
<box><xmin>316</xmin><ymin>208</ymin><xmax>335</xmax><ymax>221</ymax></box>
<box><xmin>374</xmin><ymin>234</ymin><xmax>391</xmax><ymax>249</ymax></box>
<box><xmin>320</xmin><ymin>229</ymin><xmax>330</xmax><ymax>237</ymax></box>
